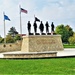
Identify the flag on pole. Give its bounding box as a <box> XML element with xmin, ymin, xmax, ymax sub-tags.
<box><xmin>21</xmin><ymin>8</ymin><xmax>28</xmax><ymax>14</ymax></box>
<box><xmin>35</xmin><ymin>16</ymin><xmax>40</xmax><ymax>22</ymax></box>
<box><xmin>3</xmin><ymin>12</ymin><xmax>11</xmax><ymax>44</ymax></box>
<box><xmin>4</xmin><ymin>15</ymin><xmax>10</xmax><ymax>21</ymax></box>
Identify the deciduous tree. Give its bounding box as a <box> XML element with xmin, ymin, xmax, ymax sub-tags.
<box><xmin>68</xmin><ymin>33</ymin><xmax>75</xmax><ymax>44</ymax></box>
<box><xmin>6</xmin><ymin>35</ymin><xmax>14</xmax><ymax>43</ymax></box>
<box><xmin>55</xmin><ymin>24</ymin><xmax>73</xmax><ymax>43</ymax></box>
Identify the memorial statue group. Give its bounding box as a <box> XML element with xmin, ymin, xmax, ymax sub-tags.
<box><xmin>27</xmin><ymin>21</ymin><xmax>55</xmax><ymax>35</ymax></box>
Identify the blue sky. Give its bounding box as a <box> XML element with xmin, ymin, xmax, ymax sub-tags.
<box><xmin>0</xmin><ymin>0</ymin><xmax>75</xmax><ymax>37</ymax></box>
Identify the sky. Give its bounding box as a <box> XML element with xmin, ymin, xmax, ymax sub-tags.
<box><xmin>0</xmin><ymin>0</ymin><xmax>75</xmax><ymax>37</ymax></box>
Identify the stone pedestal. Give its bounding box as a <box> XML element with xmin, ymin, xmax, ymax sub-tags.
<box><xmin>21</xmin><ymin>35</ymin><xmax>64</xmax><ymax>52</ymax></box>
<box><xmin>4</xmin><ymin>52</ymin><xmax>57</xmax><ymax>58</ymax></box>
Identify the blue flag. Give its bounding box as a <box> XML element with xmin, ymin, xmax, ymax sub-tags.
<box><xmin>4</xmin><ymin>15</ymin><xmax>10</xmax><ymax>21</ymax></box>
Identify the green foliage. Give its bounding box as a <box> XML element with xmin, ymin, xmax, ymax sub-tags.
<box><xmin>6</xmin><ymin>35</ymin><xmax>14</xmax><ymax>43</ymax></box>
<box><xmin>63</xmin><ymin>44</ymin><xmax>75</xmax><ymax>48</ymax></box>
<box><xmin>8</xmin><ymin>27</ymin><xmax>18</xmax><ymax>37</ymax></box>
<box><xmin>0</xmin><ymin>37</ymin><xmax>4</xmax><ymax>43</ymax></box>
<box><xmin>55</xmin><ymin>25</ymin><xmax>69</xmax><ymax>42</ymax></box>
<box><xmin>68</xmin><ymin>33</ymin><xmax>75</xmax><ymax>44</ymax></box>
<box><xmin>5</xmin><ymin>27</ymin><xmax>20</xmax><ymax>43</ymax></box>
<box><xmin>65</xmin><ymin>25</ymin><xmax>74</xmax><ymax>36</ymax></box>
<box><xmin>0</xmin><ymin>58</ymin><xmax>75</xmax><ymax>74</ymax></box>
<box><xmin>55</xmin><ymin>24</ymin><xmax>74</xmax><ymax>43</ymax></box>
<box><xmin>14</xmin><ymin>34</ymin><xmax>22</xmax><ymax>41</ymax></box>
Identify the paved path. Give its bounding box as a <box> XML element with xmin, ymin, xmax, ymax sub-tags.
<box><xmin>0</xmin><ymin>48</ymin><xmax>75</xmax><ymax>58</ymax></box>
<box><xmin>57</xmin><ymin>48</ymin><xmax>75</xmax><ymax>56</ymax></box>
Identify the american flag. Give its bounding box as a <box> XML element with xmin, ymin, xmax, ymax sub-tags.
<box><xmin>21</xmin><ymin>8</ymin><xmax>28</xmax><ymax>14</ymax></box>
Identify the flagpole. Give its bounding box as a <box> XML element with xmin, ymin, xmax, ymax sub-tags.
<box><xmin>34</xmin><ymin>15</ymin><xmax>35</xmax><ymax>22</ymax></box>
<box><xmin>3</xmin><ymin>12</ymin><xmax>6</xmax><ymax>45</ymax></box>
<box><xmin>19</xmin><ymin>5</ymin><xmax>22</xmax><ymax>35</ymax></box>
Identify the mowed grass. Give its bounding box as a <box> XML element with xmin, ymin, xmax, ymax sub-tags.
<box><xmin>0</xmin><ymin>58</ymin><xmax>75</xmax><ymax>75</ymax></box>
<box><xmin>63</xmin><ymin>44</ymin><xmax>75</xmax><ymax>48</ymax></box>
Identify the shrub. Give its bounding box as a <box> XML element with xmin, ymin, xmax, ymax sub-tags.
<box><xmin>6</xmin><ymin>35</ymin><xmax>14</xmax><ymax>43</ymax></box>
<box><xmin>68</xmin><ymin>33</ymin><xmax>75</xmax><ymax>44</ymax></box>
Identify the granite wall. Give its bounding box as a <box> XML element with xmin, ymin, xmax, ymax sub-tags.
<box><xmin>0</xmin><ymin>41</ymin><xmax>21</xmax><ymax>53</ymax></box>
<box><xmin>21</xmin><ymin>35</ymin><xmax>64</xmax><ymax>52</ymax></box>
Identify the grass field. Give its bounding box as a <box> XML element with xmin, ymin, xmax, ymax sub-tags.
<box><xmin>63</xmin><ymin>44</ymin><xmax>75</xmax><ymax>48</ymax></box>
<box><xmin>0</xmin><ymin>58</ymin><xmax>75</xmax><ymax>75</ymax></box>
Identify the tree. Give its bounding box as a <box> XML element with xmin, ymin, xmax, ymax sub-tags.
<box><xmin>8</xmin><ymin>27</ymin><xmax>18</xmax><ymax>37</ymax></box>
<box><xmin>0</xmin><ymin>36</ymin><xmax>4</xmax><ymax>43</ymax></box>
<box><xmin>68</xmin><ymin>33</ymin><xmax>75</xmax><ymax>44</ymax></box>
<box><xmin>65</xmin><ymin>25</ymin><xmax>74</xmax><ymax>37</ymax></box>
<box><xmin>14</xmin><ymin>34</ymin><xmax>22</xmax><ymax>41</ymax></box>
<box><xmin>6</xmin><ymin>35</ymin><xmax>14</xmax><ymax>43</ymax></box>
<box><xmin>55</xmin><ymin>24</ymin><xmax>74</xmax><ymax>43</ymax></box>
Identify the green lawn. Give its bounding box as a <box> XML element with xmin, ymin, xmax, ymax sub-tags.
<box><xmin>0</xmin><ymin>58</ymin><xmax>75</xmax><ymax>75</ymax></box>
<box><xmin>63</xmin><ymin>44</ymin><xmax>75</xmax><ymax>48</ymax></box>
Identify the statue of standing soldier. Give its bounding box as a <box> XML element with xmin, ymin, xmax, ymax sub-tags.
<box><xmin>39</xmin><ymin>21</ymin><xmax>44</xmax><ymax>34</ymax></box>
<box><xmin>51</xmin><ymin>22</ymin><xmax>55</xmax><ymax>35</ymax></box>
<box><xmin>45</xmin><ymin>21</ymin><xmax>50</xmax><ymax>34</ymax></box>
<box><xmin>27</xmin><ymin>21</ymin><xmax>31</xmax><ymax>34</ymax></box>
<box><xmin>33</xmin><ymin>21</ymin><xmax>37</xmax><ymax>34</ymax></box>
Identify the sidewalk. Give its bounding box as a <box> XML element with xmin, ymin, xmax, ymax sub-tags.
<box><xmin>0</xmin><ymin>49</ymin><xmax>75</xmax><ymax>58</ymax></box>
<box><xmin>57</xmin><ymin>48</ymin><xmax>75</xmax><ymax>56</ymax></box>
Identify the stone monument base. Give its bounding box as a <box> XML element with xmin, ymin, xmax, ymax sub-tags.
<box><xmin>21</xmin><ymin>35</ymin><xmax>64</xmax><ymax>52</ymax></box>
<box><xmin>4</xmin><ymin>52</ymin><xmax>57</xmax><ymax>58</ymax></box>
<box><xmin>3</xmin><ymin>35</ymin><xmax>63</xmax><ymax>58</ymax></box>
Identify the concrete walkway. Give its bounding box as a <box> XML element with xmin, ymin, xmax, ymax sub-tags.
<box><xmin>0</xmin><ymin>48</ymin><xmax>75</xmax><ymax>58</ymax></box>
<box><xmin>57</xmin><ymin>48</ymin><xmax>75</xmax><ymax>56</ymax></box>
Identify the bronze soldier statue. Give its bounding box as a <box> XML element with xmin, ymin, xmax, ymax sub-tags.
<box><xmin>51</xmin><ymin>22</ymin><xmax>55</xmax><ymax>32</ymax></box>
<box><xmin>33</xmin><ymin>21</ymin><xmax>37</xmax><ymax>34</ymax></box>
<box><xmin>51</xmin><ymin>22</ymin><xmax>55</xmax><ymax>35</ymax></box>
<box><xmin>27</xmin><ymin>21</ymin><xmax>31</xmax><ymax>34</ymax></box>
<box><xmin>45</xmin><ymin>21</ymin><xmax>50</xmax><ymax>34</ymax></box>
<box><xmin>39</xmin><ymin>21</ymin><xmax>44</xmax><ymax>34</ymax></box>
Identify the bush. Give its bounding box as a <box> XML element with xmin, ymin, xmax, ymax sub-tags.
<box><xmin>6</xmin><ymin>35</ymin><xmax>14</xmax><ymax>43</ymax></box>
<box><xmin>14</xmin><ymin>34</ymin><xmax>22</xmax><ymax>41</ymax></box>
<box><xmin>0</xmin><ymin>38</ymin><xmax>4</xmax><ymax>43</ymax></box>
<box><xmin>68</xmin><ymin>33</ymin><xmax>75</xmax><ymax>44</ymax></box>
